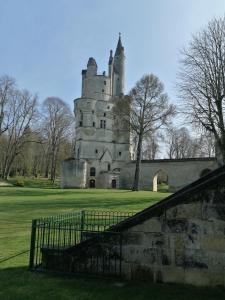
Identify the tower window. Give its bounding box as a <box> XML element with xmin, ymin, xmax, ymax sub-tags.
<box><xmin>93</xmin><ymin>122</ymin><xmax>95</xmax><ymax>127</ymax></box>
<box><xmin>79</xmin><ymin>121</ymin><xmax>83</xmax><ymax>127</ymax></box>
<box><xmin>108</xmin><ymin>164</ymin><xmax>111</xmax><ymax>171</ymax></box>
<box><xmin>104</xmin><ymin>112</ymin><xmax>106</xmax><ymax>117</ymax></box>
<box><xmin>92</xmin><ymin>110</ymin><xmax>94</xmax><ymax>114</ymax></box>
<box><xmin>119</xmin><ymin>151</ymin><xmax>122</xmax><ymax>156</ymax></box>
<box><xmin>104</xmin><ymin>81</ymin><xmax>106</xmax><ymax>85</ymax></box>
<box><xmin>102</xmin><ymin>89</ymin><xmax>104</xmax><ymax>93</ymax></box>
<box><xmin>95</xmin><ymin>149</ymin><xmax>98</xmax><ymax>154</ymax></box>
<box><xmin>90</xmin><ymin>167</ymin><xmax>96</xmax><ymax>176</ymax></box>
<box><xmin>100</xmin><ymin>120</ymin><xmax>106</xmax><ymax>129</ymax></box>
<box><xmin>107</xmin><ymin>106</ymin><xmax>110</xmax><ymax>109</ymax></box>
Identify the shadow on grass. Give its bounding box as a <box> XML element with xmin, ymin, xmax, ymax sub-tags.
<box><xmin>0</xmin><ymin>266</ymin><xmax>224</xmax><ymax>300</ymax></box>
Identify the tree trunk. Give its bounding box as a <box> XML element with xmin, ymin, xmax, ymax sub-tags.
<box><xmin>132</xmin><ymin>133</ymin><xmax>143</xmax><ymax>191</ymax></box>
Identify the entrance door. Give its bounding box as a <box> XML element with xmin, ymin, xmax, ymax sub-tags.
<box><xmin>89</xmin><ymin>179</ymin><xmax>95</xmax><ymax>188</ymax></box>
<box><xmin>111</xmin><ymin>179</ymin><xmax>117</xmax><ymax>189</ymax></box>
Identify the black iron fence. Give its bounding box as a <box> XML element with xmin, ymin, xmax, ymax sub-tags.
<box><xmin>29</xmin><ymin>210</ymin><xmax>135</xmax><ymax>276</ymax></box>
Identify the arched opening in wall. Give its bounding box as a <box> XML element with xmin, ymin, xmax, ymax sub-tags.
<box><xmin>89</xmin><ymin>179</ymin><xmax>95</xmax><ymax>188</ymax></box>
<box><xmin>111</xmin><ymin>179</ymin><xmax>117</xmax><ymax>189</ymax></box>
<box><xmin>200</xmin><ymin>168</ymin><xmax>212</xmax><ymax>177</ymax></box>
<box><xmin>153</xmin><ymin>169</ymin><xmax>169</xmax><ymax>192</ymax></box>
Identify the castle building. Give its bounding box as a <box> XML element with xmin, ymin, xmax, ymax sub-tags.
<box><xmin>61</xmin><ymin>36</ymin><xmax>130</xmax><ymax>189</ymax></box>
<box><xmin>61</xmin><ymin>37</ymin><xmax>217</xmax><ymax>191</ymax></box>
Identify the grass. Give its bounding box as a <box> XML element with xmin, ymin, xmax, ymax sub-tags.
<box><xmin>0</xmin><ymin>179</ymin><xmax>223</xmax><ymax>299</ymax></box>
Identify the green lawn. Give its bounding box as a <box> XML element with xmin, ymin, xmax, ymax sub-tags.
<box><xmin>0</xmin><ymin>180</ymin><xmax>224</xmax><ymax>299</ymax></box>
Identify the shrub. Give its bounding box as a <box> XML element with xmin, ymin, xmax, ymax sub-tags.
<box><xmin>15</xmin><ymin>178</ymin><xmax>24</xmax><ymax>187</ymax></box>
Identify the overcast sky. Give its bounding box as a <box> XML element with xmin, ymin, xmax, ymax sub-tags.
<box><xmin>1</xmin><ymin>0</ymin><xmax>225</xmax><ymax>110</ymax></box>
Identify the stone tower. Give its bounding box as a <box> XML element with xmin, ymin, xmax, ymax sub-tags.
<box><xmin>61</xmin><ymin>36</ymin><xmax>130</xmax><ymax>189</ymax></box>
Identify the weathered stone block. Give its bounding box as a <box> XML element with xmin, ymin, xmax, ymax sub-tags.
<box><xmin>162</xmin><ymin>218</ymin><xmax>188</xmax><ymax>233</ymax></box>
<box><xmin>128</xmin><ymin>217</ymin><xmax>162</xmax><ymax>233</ymax></box>
<box><xmin>185</xmin><ymin>269</ymin><xmax>210</xmax><ymax>286</ymax></box>
<box><xmin>166</xmin><ymin>202</ymin><xmax>202</xmax><ymax>219</ymax></box>
<box><xmin>200</xmin><ymin>234</ymin><xmax>225</xmax><ymax>252</ymax></box>
<box><xmin>161</xmin><ymin>266</ymin><xmax>185</xmax><ymax>284</ymax></box>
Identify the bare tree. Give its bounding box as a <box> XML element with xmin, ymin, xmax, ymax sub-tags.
<box><xmin>0</xmin><ymin>75</ymin><xmax>15</xmax><ymax>136</ymax></box>
<box><xmin>178</xmin><ymin>16</ymin><xmax>225</xmax><ymax>164</ymax></box>
<box><xmin>1</xmin><ymin>89</ymin><xmax>37</xmax><ymax>179</ymax></box>
<box><xmin>115</xmin><ymin>74</ymin><xmax>175</xmax><ymax>191</ymax></box>
<box><xmin>165</xmin><ymin>127</ymin><xmax>200</xmax><ymax>159</ymax></box>
<box><xmin>42</xmin><ymin>97</ymin><xmax>74</xmax><ymax>182</ymax></box>
<box><xmin>142</xmin><ymin>132</ymin><xmax>160</xmax><ymax>160</ymax></box>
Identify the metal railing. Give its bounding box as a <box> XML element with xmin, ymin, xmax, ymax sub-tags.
<box><xmin>29</xmin><ymin>210</ymin><xmax>136</xmax><ymax>274</ymax></box>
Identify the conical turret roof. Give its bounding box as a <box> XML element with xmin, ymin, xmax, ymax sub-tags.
<box><xmin>115</xmin><ymin>35</ymin><xmax>124</xmax><ymax>56</ymax></box>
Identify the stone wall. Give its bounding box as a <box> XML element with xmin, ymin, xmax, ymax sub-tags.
<box><xmin>51</xmin><ymin>167</ymin><xmax>225</xmax><ymax>286</ymax></box>
<box><xmin>115</xmin><ymin>166</ymin><xmax>225</xmax><ymax>286</ymax></box>
<box><xmin>120</xmin><ymin>158</ymin><xmax>217</xmax><ymax>191</ymax></box>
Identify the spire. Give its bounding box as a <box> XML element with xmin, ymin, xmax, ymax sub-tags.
<box><xmin>115</xmin><ymin>33</ymin><xmax>124</xmax><ymax>56</ymax></box>
<box><xmin>108</xmin><ymin>50</ymin><xmax>113</xmax><ymax>65</ymax></box>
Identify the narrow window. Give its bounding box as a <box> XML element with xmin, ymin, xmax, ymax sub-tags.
<box><xmin>77</xmin><ymin>148</ymin><xmax>80</xmax><ymax>158</ymax></box>
<box><xmin>92</xmin><ymin>110</ymin><xmax>94</xmax><ymax>114</ymax></box>
<box><xmin>90</xmin><ymin>167</ymin><xmax>96</xmax><ymax>176</ymax></box>
<box><xmin>103</xmin><ymin>120</ymin><xmax>106</xmax><ymax>129</ymax></box>
<box><xmin>102</xmin><ymin>89</ymin><xmax>104</xmax><ymax>93</ymax></box>
<box><xmin>93</xmin><ymin>122</ymin><xmax>95</xmax><ymax>127</ymax></box>
<box><xmin>79</xmin><ymin>121</ymin><xmax>83</xmax><ymax>127</ymax></box>
<box><xmin>104</xmin><ymin>112</ymin><xmax>106</xmax><ymax>117</ymax></box>
<box><xmin>119</xmin><ymin>151</ymin><xmax>121</xmax><ymax>156</ymax></box>
<box><xmin>100</xmin><ymin>120</ymin><xmax>103</xmax><ymax>128</ymax></box>
<box><xmin>95</xmin><ymin>149</ymin><xmax>98</xmax><ymax>154</ymax></box>
<box><xmin>108</xmin><ymin>164</ymin><xmax>111</xmax><ymax>171</ymax></box>
<box><xmin>104</xmin><ymin>81</ymin><xmax>106</xmax><ymax>85</ymax></box>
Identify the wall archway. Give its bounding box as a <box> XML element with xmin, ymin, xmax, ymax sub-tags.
<box><xmin>153</xmin><ymin>169</ymin><xmax>169</xmax><ymax>192</ymax></box>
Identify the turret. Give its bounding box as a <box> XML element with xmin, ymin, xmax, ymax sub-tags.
<box><xmin>86</xmin><ymin>57</ymin><xmax>97</xmax><ymax>77</ymax></box>
<box><xmin>113</xmin><ymin>34</ymin><xmax>125</xmax><ymax>96</ymax></box>
<box><xmin>108</xmin><ymin>50</ymin><xmax>113</xmax><ymax>95</ymax></box>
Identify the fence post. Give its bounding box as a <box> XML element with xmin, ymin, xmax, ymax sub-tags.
<box><xmin>29</xmin><ymin>219</ymin><xmax>37</xmax><ymax>270</ymax></box>
<box><xmin>80</xmin><ymin>210</ymin><xmax>85</xmax><ymax>231</ymax></box>
<box><xmin>80</xmin><ymin>210</ymin><xmax>85</xmax><ymax>241</ymax></box>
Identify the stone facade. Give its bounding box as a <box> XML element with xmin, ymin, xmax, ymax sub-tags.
<box><xmin>44</xmin><ymin>166</ymin><xmax>225</xmax><ymax>287</ymax></box>
<box><xmin>61</xmin><ymin>37</ymin><xmax>218</xmax><ymax>191</ymax></box>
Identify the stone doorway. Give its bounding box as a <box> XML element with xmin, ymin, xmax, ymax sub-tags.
<box><xmin>89</xmin><ymin>179</ymin><xmax>95</xmax><ymax>188</ymax></box>
<box><xmin>111</xmin><ymin>179</ymin><xmax>117</xmax><ymax>189</ymax></box>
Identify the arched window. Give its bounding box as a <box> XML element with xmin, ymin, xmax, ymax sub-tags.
<box><xmin>90</xmin><ymin>167</ymin><xmax>96</xmax><ymax>176</ymax></box>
